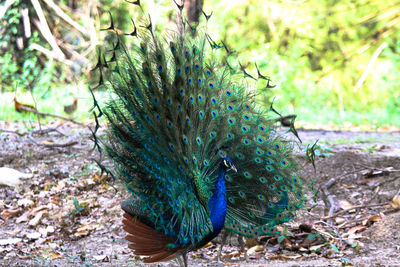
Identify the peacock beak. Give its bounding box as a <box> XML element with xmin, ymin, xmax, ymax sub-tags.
<box><xmin>231</xmin><ymin>165</ymin><xmax>237</xmax><ymax>172</ymax></box>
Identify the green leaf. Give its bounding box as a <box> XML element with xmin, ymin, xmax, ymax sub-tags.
<box><xmin>73</xmin><ymin>197</ymin><xmax>80</xmax><ymax>209</ymax></box>
<box><xmin>307</xmin><ymin>234</ymin><xmax>317</xmax><ymax>240</ymax></box>
<box><xmin>277</xmin><ymin>235</ymin><xmax>285</xmax><ymax>244</ymax></box>
<box><xmin>330</xmin><ymin>243</ymin><xmax>339</xmax><ymax>253</ymax></box>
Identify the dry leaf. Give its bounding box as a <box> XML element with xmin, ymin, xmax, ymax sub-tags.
<box><xmin>75</xmin><ymin>224</ymin><xmax>95</xmax><ymax>237</ymax></box>
<box><xmin>228</xmin><ymin>251</ymin><xmax>240</xmax><ymax>257</ymax></box>
<box><xmin>269</xmin><ymin>254</ymin><xmax>302</xmax><ymax>260</ymax></box>
<box><xmin>93</xmin><ymin>255</ymin><xmax>110</xmax><ymax>262</ymax></box>
<box><xmin>1</xmin><ymin>208</ymin><xmax>22</xmax><ymax>220</ymax></box>
<box><xmin>17</xmin><ymin>198</ymin><xmax>34</xmax><ymax>207</ymax></box>
<box><xmin>339</xmin><ymin>200</ymin><xmax>354</xmax><ymax>210</ymax></box>
<box><xmin>202</xmin><ymin>242</ymin><xmax>212</xmax><ymax>248</ymax></box>
<box><xmin>31</xmin><ymin>206</ymin><xmax>48</xmax><ymax>216</ymax></box>
<box><xmin>247</xmin><ymin>245</ymin><xmax>264</xmax><ymax>255</ymax></box>
<box><xmin>347</xmin><ymin>225</ymin><xmax>367</xmax><ymax>235</ymax></box>
<box><xmin>16</xmin><ymin>211</ymin><xmax>31</xmax><ymax>223</ymax></box>
<box><xmin>29</xmin><ymin>211</ymin><xmax>46</xmax><ymax>226</ymax></box>
<box><xmin>47</xmin><ymin>252</ymin><xmax>63</xmax><ymax>260</ymax></box>
<box><xmin>391</xmin><ymin>195</ymin><xmax>400</xmax><ymax>208</ymax></box>
<box><xmin>41</xmin><ymin>140</ymin><xmax>55</xmax><ymax>145</ymax></box>
<box><xmin>369</xmin><ymin>215</ymin><xmax>382</xmax><ymax>222</ymax></box>
<box><xmin>335</xmin><ymin>217</ymin><xmax>346</xmax><ymax>224</ymax></box>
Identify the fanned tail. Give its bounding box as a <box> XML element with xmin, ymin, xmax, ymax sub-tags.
<box><xmin>121</xmin><ymin>200</ymin><xmax>182</xmax><ymax>262</ymax></box>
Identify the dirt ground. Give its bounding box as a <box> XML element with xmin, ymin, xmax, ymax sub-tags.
<box><xmin>1</xmin><ymin>121</ymin><xmax>400</xmax><ymax>266</ymax></box>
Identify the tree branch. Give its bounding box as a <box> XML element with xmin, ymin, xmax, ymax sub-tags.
<box><xmin>0</xmin><ymin>0</ymin><xmax>17</xmax><ymax>19</ymax></box>
<box><xmin>41</xmin><ymin>0</ymin><xmax>88</xmax><ymax>36</ymax></box>
<box><xmin>31</xmin><ymin>0</ymin><xmax>66</xmax><ymax>60</ymax></box>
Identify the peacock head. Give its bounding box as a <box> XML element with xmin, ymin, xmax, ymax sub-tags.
<box><xmin>222</xmin><ymin>157</ymin><xmax>237</xmax><ymax>172</ymax></box>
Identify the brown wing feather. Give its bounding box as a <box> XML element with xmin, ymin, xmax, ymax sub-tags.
<box><xmin>122</xmin><ymin>212</ymin><xmax>182</xmax><ymax>263</ymax></box>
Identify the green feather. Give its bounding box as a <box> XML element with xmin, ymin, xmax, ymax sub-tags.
<box><xmin>94</xmin><ymin>3</ymin><xmax>304</xmax><ymax>246</ymax></box>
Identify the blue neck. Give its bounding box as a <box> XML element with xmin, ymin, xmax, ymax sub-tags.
<box><xmin>207</xmin><ymin>166</ymin><xmax>227</xmax><ymax>239</ymax></box>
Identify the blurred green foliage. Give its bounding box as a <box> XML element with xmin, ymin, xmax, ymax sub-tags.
<box><xmin>0</xmin><ymin>0</ymin><xmax>59</xmax><ymax>91</ymax></box>
<box><xmin>205</xmin><ymin>0</ymin><xmax>400</xmax><ymax>127</ymax></box>
<box><xmin>1</xmin><ymin>0</ymin><xmax>399</xmax><ymax>128</ymax></box>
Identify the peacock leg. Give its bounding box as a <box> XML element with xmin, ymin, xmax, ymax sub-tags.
<box><xmin>218</xmin><ymin>230</ymin><xmax>228</xmax><ymax>261</ymax></box>
<box><xmin>238</xmin><ymin>236</ymin><xmax>248</xmax><ymax>262</ymax></box>
<box><xmin>177</xmin><ymin>255</ymin><xmax>183</xmax><ymax>267</ymax></box>
<box><xmin>178</xmin><ymin>251</ymin><xmax>188</xmax><ymax>267</ymax></box>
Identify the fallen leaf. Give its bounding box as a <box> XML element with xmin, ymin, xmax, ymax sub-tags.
<box><xmin>1</xmin><ymin>208</ymin><xmax>22</xmax><ymax>220</ymax></box>
<box><xmin>29</xmin><ymin>211</ymin><xmax>46</xmax><ymax>226</ymax></box>
<box><xmin>269</xmin><ymin>254</ymin><xmax>302</xmax><ymax>260</ymax></box>
<box><xmin>31</xmin><ymin>206</ymin><xmax>48</xmax><ymax>216</ymax></box>
<box><xmin>41</xmin><ymin>139</ymin><xmax>55</xmax><ymax>145</ymax></box>
<box><xmin>368</xmin><ymin>215</ymin><xmax>382</xmax><ymax>223</ymax></box>
<box><xmin>93</xmin><ymin>255</ymin><xmax>110</xmax><ymax>262</ymax></box>
<box><xmin>16</xmin><ymin>211</ymin><xmax>31</xmax><ymax>223</ymax></box>
<box><xmin>347</xmin><ymin>225</ymin><xmax>367</xmax><ymax>235</ymax></box>
<box><xmin>339</xmin><ymin>200</ymin><xmax>354</xmax><ymax>210</ymax></box>
<box><xmin>202</xmin><ymin>242</ymin><xmax>212</xmax><ymax>248</ymax></box>
<box><xmin>75</xmin><ymin>224</ymin><xmax>95</xmax><ymax>237</ymax></box>
<box><xmin>335</xmin><ymin>217</ymin><xmax>346</xmax><ymax>224</ymax></box>
<box><xmin>228</xmin><ymin>251</ymin><xmax>240</xmax><ymax>257</ymax></box>
<box><xmin>48</xmin><ymin>252</ymin><xmax>63</xmax><ymax>260</ymax></box>
<box><xmin>17</xmin><ymin>198</ymin><xmax>34</xmax><ymax>207</ymax></box>
<box><xmin>26</xmin><ymin>232</ymin><xmax>41</xmax><ymax>240</ymax></box>
<box><xmin>391</xmin><ymin>195</ymin><xmax>400</xmax><ymax>208</ymax></box>
<box><xmin>247</xmin><ymin>245</ymin><xmax>264</xmax><ymax>255</ymax></box>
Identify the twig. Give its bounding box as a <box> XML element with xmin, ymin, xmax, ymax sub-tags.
<box><xmin>32</xmin><ymin>127</ymin><xmax>68</xmax><ymax>137</ymax></box>
<box><xmin>15</xmin><ymin>104</ymin><xmax>85</xmax><ymax>126</ymax></box>
<box><xmin>20</xmin><ymin>7</ymin><xmax>31</xmax><ymax>38</ymax></box>
<box><xmin>337</xmin><ymin>208</ymin><xmax>400</xmax><ymax>229</ymax></box>
<box><xmin>0</xmin><ymin>127</ymin><xmax>68</xmax><ymax>138</ymax></box>
<box><xmin>322</xmin><ymin>202</ymin><xmax>389</xmax><ymax>220</ymax></box>
<box><xmin>36</xmin><ymin>111</ymin><xmax>85</xmax><ymax>126</ymax></box>
<box><xmin>30</xmin><ymin>43</ymin><xmax>73</xmax><ymax>65</ymax></box>
<box><xmin>354</xmin><ymin>42</ymin><xmax>388</xmax><ymax>92</ymax></box>
<box><xmin>324</xmin><ymin>177</ymin><xmax>336</xmax><ymax>190</ymax></box>
<box><xmin>28</xmin><ymin>132</ymin><xmax>77</xmax><ymax>148</ymax></box>
<box><xmin>31</xmin><ymin>0</ymin><xmax>66</xmax><ymax>60</ymax></box>
<box><xmin>28</xmin><ymin>80</ymin><xmax>42</xmax><ymax>131</ymax></box>
<box><xmin>41</xmin><ymin>0</ymin><xmax>88</xmax><ymax>35</ymax></box>
<box><xmin>0</xmin><ymin>0</ymin><xmax>16</xmax><ymax>19</ymax></box>
<box><xmin>0</xmin><ymin>129</ymin><xmax>25</xmax><ymax>137</ymax></box>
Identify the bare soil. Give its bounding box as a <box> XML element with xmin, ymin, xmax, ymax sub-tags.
<box><xmin>1</xmin><ymin>122</ymin><xmax>400</xmax><ymax>266</ymax></box>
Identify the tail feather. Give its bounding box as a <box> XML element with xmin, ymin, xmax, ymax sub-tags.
<box><xmin>122</xmin><ymin>212</ymin><xmax>181</xmax><ymax>262</ymax></box>
<box><xmin>142</xmin><ymin>251</ymin><xmax>179</xmax><ymax>263</ymax></box>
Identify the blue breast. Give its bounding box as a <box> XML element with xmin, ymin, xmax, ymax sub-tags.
<box><xmin>207</xmin><ymin>167</ymin><xmax>227</xmax><ymax>239</ymax></box>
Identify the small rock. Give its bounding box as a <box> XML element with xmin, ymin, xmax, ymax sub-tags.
<box><xmin>0</xmin><ymin>167</ymin><xmax>32</xmax><ymax>187</ymax></box>
<box><xmin>26</xmin><ymin>232</ymin><xmax>41</xmax><ymax>240</ymax></box>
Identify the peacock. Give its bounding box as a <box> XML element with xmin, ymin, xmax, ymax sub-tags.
<box><xmin>90</xmin><ymin>1</ymin><xmax>305</xmax><ymax>265</ymax></box>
